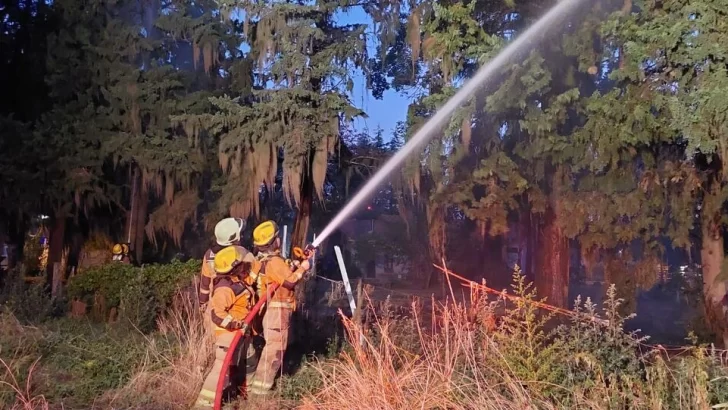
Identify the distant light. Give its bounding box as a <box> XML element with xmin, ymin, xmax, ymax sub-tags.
<box><xmin>39</xmin><ymin>215</ymin><xmax>50</xmax><ymax>220</ymax></box>
<box><xmin>366</xmin><ymin>206</ymin><xmax>372</xmax><ymax>210</ymax></box>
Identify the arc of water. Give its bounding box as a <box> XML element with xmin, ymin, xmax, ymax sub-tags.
<box><xmin>313</xmin><ymin>0</ymin><xmax>587</xmax><ymax>247</ymax></box>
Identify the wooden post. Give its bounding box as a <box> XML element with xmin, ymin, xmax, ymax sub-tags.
<box><xmin>354</xmin><ymin>279</ymin><xmax>365</xmax><ymax>328</ymax></box>
<box><xmin>51</xmin><ymin>262</ymin><xmax>62</xmax><ymax>299</ymax></box>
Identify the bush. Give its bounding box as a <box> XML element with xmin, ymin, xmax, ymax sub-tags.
<box><xmin>0</xmin><ymin>268</ymin><xmax>60</xmax><ymax>324</ymax></box>
<box><xmin>103</xmin><ymin>292</ymin><xmax>215</xmax><ymax>410</ymax></box>
<box><xmin>66</xmin><ymin>259</ymin><xmax>200</xmax><ymax>331</ymax></box>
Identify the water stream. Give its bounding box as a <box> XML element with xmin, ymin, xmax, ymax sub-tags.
<box><xmin>313</xmin><ymin>0</ymin><xmax>588</xmax><ymax>247</ymax></box>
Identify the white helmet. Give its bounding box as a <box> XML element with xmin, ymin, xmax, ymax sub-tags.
<box><xmin>214</xmin><ymin>218</ymin><xmax>245</xmax><ymax>246</ymax></box>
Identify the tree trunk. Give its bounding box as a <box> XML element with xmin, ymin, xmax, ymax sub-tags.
<box><xmin>521</xmin><ymin>212</ymin><xmax>536</xmax><ymax>284</ymax></box>
<box><xmin>535</xmin><ymin>207</ymin><xmax>570</xmax><ymax>308</ymax></box>
<box><xmin>133</xmin><ymin>185</ymin><xmax>148</xmax><ymax>263</ymax></box>
<box><xmin>125</xmin><ymin>166</ymin><xmax>148</xmax><ymax>263</ymax></box>
<box><xmin>7</xmin><ymin>217</ymin><xmax>27</xmax><ymax>270</ymax></box>
<box><xmin>46</xmin><ymin>210</ymin><xmax>67</xmax><ymax>285</ymax></box>
<box><xmin>701</xmin><ymin>186</ymin><xmax>727</xmax><ymax>347</ymax></box>
<box><xmin>291</xmin><ymin>168</ymin><xmax>313</xmax><ymax>249</ymax></box>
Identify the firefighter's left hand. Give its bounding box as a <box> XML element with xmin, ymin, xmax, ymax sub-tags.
<box><xmin>300</xmin><ymin>259</ymin><xmax>312</xmax><ymax>271</ymax></box>
<box><xmin>230</xmin><ymin>320</ymin><xmax>245</xmax><ymax>330</ymax></box>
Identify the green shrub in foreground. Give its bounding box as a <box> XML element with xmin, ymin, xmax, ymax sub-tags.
<box><xmin>66</xmin><ymin>259</ymin><xmax>200</xmax><ymax>331</ymax></box>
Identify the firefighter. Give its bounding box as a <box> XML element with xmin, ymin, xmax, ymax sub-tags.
<box><xmin>248</xmin><ymin>220</ymin><xmax>313</xmax><ymax>396</ymax></box>
<box><xmin>198</xmin><ymin>218</ymin><xmax>253</xmax><ymax>314</ymax></box>
<box><xmin>111</xmin><ymin>243</ymin><xmax>132</xmax><ymax>264</ymax></box>
<box><xmin>194</xmin><ymin>246</ymin><xmax>261</xmax><ymax>409</ymax></box>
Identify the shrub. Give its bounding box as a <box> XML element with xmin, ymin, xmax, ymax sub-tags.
<box><xmin>0</xmin><ymin>268</ymin><xmax>59</xmax><ymax>324</ymax></box>
<box><xmin>66</xmin><ymin>259</ymin><xmax>200</xmax><ymax>331</ymax></box>
<box><xmin>0</xmin><ymin>311</ymin><xmax>152</xmax><ymax>409</ymax></box>
<box><xmin>1</xmin><ymin>291</ymin><xmax>212</xmax><ymax>410</ymax></box>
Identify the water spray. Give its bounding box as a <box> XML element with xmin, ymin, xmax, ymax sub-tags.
<box><xmin>311</xmin><ymin>0</ymin><xmax>588</xmax><ymax>248</ymax></box>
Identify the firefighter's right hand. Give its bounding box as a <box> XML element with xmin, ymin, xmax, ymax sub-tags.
<box><xmin>300</xmin><ymin>259</ymin><xmax>311</xmax><ymax>271</ymax></box>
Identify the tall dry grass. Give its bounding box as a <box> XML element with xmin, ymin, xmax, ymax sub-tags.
<box><xmin>300</xmin><ymin>280</ymin><xmax>728</xmax><ymax>410</ymax></box>
<box><xmin>301</xmin><ymin>302</ymin><xmax>564</xmax><ymax>410</ymax></box>
<box><xmin>0</xmin><ymin>357</ymin><xmax>49</xmax><ymax>410</ymax></box>
<box><xmin>103</xmin><ymin>291</ymin><xmax>214</xmax><ymax>409</ymax></box>
<box><xmin>0</xmin><ymin>311</ymin><xmax>49</xmax><ymax>410</ymax></box>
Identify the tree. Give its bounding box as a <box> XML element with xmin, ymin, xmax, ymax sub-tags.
<box><xmin>599</xmin><ymin>0</ymin><xmax>728</xmax><ymax>343</ymax></box>
<box><xmin>183</xmin><ymin>0</ymin><xmax>369</xmax><ymax>249</ymax></box>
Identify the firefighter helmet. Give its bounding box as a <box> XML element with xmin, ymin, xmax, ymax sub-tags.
<box><xmin>252</xmin><ymin>221</ymin><xmax>279</xmax><ymax>247</ymax></box>
<box><xmin>213</xmin><ymin>246</ymin><xmax>245</xmax><ymax>275</ymax></box>
<box><xmin>214</xmin><ymin>218</ymin><xmax>245</xmax><ymax>246</ymax></box>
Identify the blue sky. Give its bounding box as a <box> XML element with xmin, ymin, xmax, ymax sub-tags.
<box><xmin>334</xmin><ymin>7</ymin><xmax>411</xmax><ymax>139</ymax></box>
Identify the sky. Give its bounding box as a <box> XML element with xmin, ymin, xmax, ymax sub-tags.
<box><xmin>334</xmin><ymin>7</ymin><xmax>411</xmax><ymax>139</ymax></box>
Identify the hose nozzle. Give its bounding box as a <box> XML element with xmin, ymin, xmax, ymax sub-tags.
<box><xmin>292</xmin><ymin>243</ymin><xmax>318</xmax><ymax>261</ymax></box>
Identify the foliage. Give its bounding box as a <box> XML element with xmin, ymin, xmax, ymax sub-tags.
<box><xmin>0</xmin><ymin>312</ymin><xmax>153</xmax><ymax>409</ymax></box>
<box><xmin>276</xmin><ymin>357</ymin><xmax>325</xmax><ymax>403</ymax></box>
<box><xmin>491</xmin><ymin>268</ymin><xmax>566</xmax><ymax>398</ymax></box>
<box><xmin>3</xmin><ymin>259</ymin><xmax>728</xmax><ymax>409</ymax></box>
<box><xmin>66</xmin><ymin>259</ymin><xmax>200</xmax><ymax>330</ymax></box>
<box><xmin>0</xmin><ymin>269</ymin><xmax>58</xmax><ymax>324</ymax></box>
<box><xmin>103</xmin><ymin>292</ymin><xmax>214</xmax><ymax>410</ymax></box>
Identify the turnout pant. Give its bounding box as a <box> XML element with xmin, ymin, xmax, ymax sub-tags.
<box><xmin>249</xmin><ymin>305</ymin><xmax>292</xmax><ymax>394</ymax></box>
<box><xmin>195</xmin><ymin>332</ymin><xmax>258</xmax><ymax>408</ymax></box>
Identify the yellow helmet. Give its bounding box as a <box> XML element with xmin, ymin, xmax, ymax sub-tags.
<box><xmin>253</xmin><ymin>220</ymin><xmax>279</xmax><ymax>247</ymax></box>
<box><xmin>112</xmin><ymin>244</ymin><xmax>123</xmax><ymax>255</ymax></box>
<box><xmin>121</xmin><ymin>244</ymin><xmax>130</xmax><ymax>255</ymax></box>
<box><xmin>213</xmin><ymin>246</ymin><xmax>245</xmax><ymax>275</ymax></box>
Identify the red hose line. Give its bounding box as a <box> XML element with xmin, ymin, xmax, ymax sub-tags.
<box><xmin>213</xmin><ymin>282</ymin><xmax>280</xmax><ymax>410</ymax></box>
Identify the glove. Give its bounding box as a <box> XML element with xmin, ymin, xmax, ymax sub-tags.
<box><xmin>199</xmin><ymin>303</ymin><xmax>208</xmax><ymax>313</ymax></box>
<box><xmin>230</xmin><ymin>320</ymin><xmax>245</xmax><ymax>330</ymax></box>
<box><xmin>300</xmin><ymin>259</ymin><xmax>311</xmax><ymax>271</ymax></box>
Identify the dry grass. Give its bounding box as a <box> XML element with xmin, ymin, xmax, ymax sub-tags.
<box><xmin>103</xmin><ymin>291</ymin><xmax>214</xmax><ymax>409</ymax></box>
<box><xmin>3</xmin><ymin>274</ymin><xmax>728</xmax><ymax>410</ymax></box>
<box><xmin>0</xmin><ymin>312</ymin><xmax>48</xmax><ymax>410</ymax></box>
<box><xmin>298</xmin><ymin>285</ymin><xmax>728</xmax><ymax>410</ymax></box>
<box><xmin>300</xmin><ymin>301</ymin><xmax>562</xmax><ymax>410</ymax></box>
<box><xmin>0</xmin><ymin>358</ymin><xmax>49</xmax><ymax>410</ymax></box>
